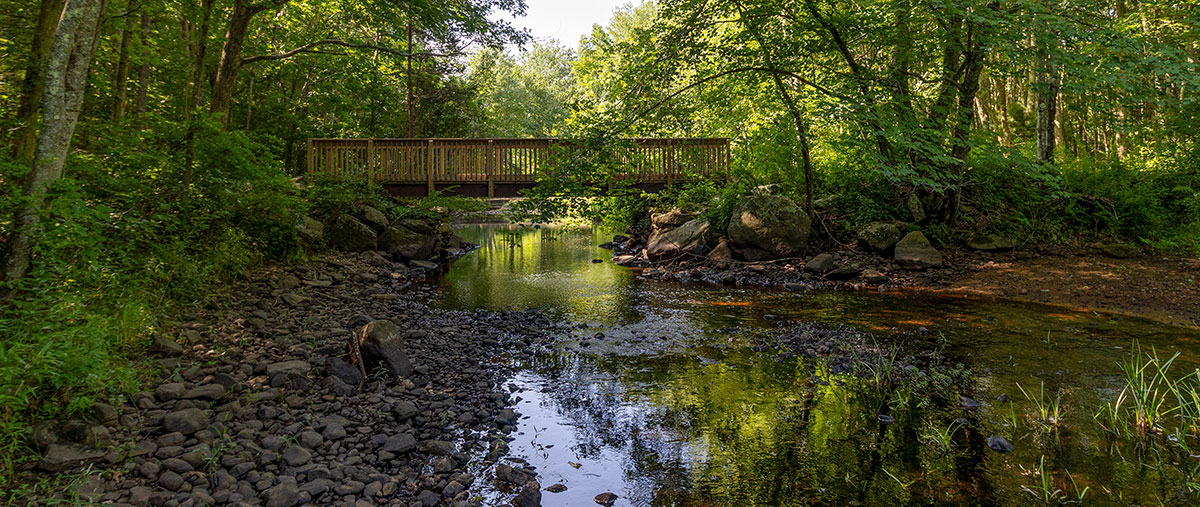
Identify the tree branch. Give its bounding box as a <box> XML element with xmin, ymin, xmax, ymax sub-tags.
<box><xmin>241</xmin><ymin>39</ymin><xmax>454</xmax><ymax>65</ymax></box>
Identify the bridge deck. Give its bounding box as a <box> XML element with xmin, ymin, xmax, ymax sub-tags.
<box><xmin>306</xmin><ymin>138</ymin><xmax>730</xmax><ymax>197</ymax></box>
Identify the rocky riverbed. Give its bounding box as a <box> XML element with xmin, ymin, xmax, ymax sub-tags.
<box><xmin>22</xmin><ymin>251</ymin><xmax>577</xmax><ymax>507</ymax></box>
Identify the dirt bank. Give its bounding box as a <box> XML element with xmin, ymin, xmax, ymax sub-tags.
<box><xmin>934</xmin><ymin>253</ymin><xmax>1200</xmax><ymax>328</ymax></box>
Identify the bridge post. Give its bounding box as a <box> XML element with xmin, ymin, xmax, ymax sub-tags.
<box><xmin>426</xmin><ymin>139</ymin><xmax>435</xmax><ymax>196</ymax></box>
<box><xmin>487</xmin><ymin>139</ymin><xmax>496</xmax><ymax>198</ymax></box>
<box><xmin>366</xmin><ymin>139</ymin><xmax>375</xmax><ymax>187</ymax></box>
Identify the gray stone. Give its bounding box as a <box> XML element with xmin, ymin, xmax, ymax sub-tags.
<box><xmin>296</xmin><ymin>217</ymin><xmax>324</xmax><ymax>244</ymax></box>
<box><xmin>513</xmin><ymin>481</ymin><xmax>541</xmax><ymax>507</ymax></box>
<box><xmin>262</xmin><ymin>482</ymin><xmax>303</xmax><ymax>507</ymax></box>
<box><xmin>825</xmin><ymin>266</ymin><xmax>862</xmax><ymax>281</ymax></box>
<box><xmin>727</xmin><ymin>194</ymin><xmax>811</xmax><ymax>258</ymax></box>
<box><xmin>594</xmin><ymin>492</ymin><xmax>619</xmax><ymax>506</ymax></box>
<box><xmin>266</xmin><ymin>360</ymin><xmax>311</xmax><ymax>376</ymax></box>
<box><xmin>416</xmin><ymin>490</ymin><xmax>440</xmax><ymax>506</ymax></box>
<box><xmin>646</xmin><ymin>218</ymin><xmax>711</xmax><ymax>262</ymax></box>
<box><xmin>650</xmin><ymin>209</ymin><xmax>697</xmax><ymax>229</ymax></box>
<box><xmin>804</xmin><ymin>253</ymin><xmax>834</xmax><ymax>274</ymax></box>
<box><xmin>496</xmin><ymin>409</ymin><xmax>519</xmax><ymax>426</ymax></box>
<box><xmin>151</xmin><ymin>335</ymin><xmax>183</xmax><ymax>356</ymax></box>
<box><xmin>162</xmin><ymin>408</ymin><xmax>209</xmax><ymax>434</ymax></box>
<box><xmin>182</xmin><ymin>384</ymin><xmax>226</xmax><ymax>401</ymax></box>
<box><xmin>322</xmin><ymin>422</ymin><xmax>347</xmax><ymax>440</ymax></box>
<box><xmin>359</xmin><ymin>205</ymin><xmax>390</xmax><ymax>231</ymax></box>
<box><xmin>155</xmin><ymin>383</ymin><xmax>186</xmax><ymax>401</ymax></box>
<box><xmin>379</xmin><ymin>226</ymin><xmax>436</xmax><ymax>260</ymax></box>
<box><xmin>707</xmin><ymin>240</ymin><xmax>734</xmax><ymax>266</ymax></box>
<box><xmin>382</xmin><ymin>433</ymin><xmax>416</xmax><ymax>453</ymax></box>
<box><xmin>856</xmin><ymin>222</ymin><xmax>903</xmax><ymax>252</ymax></box>
<box><xmin>894</xmin><ymin>232</ymin><xmax>944</xmax><ymax>270</ymax></box>
<box><xmin>419</xmin><ymin>440</ymin><xmax>455</xmax><ymax>455</ymax></box>
<box><xmin>158</xmin><ymin>470</ymin><xmax>185</xmax><ymax>491</ymax></box>
<box><xmin>1103</xmin><ymin>243</ymin><xmax>1139</xmax><ymax>259</ymax></box>
<box><xmin>967</xmin><ymin>233</ymin><xmax>1016</xmax><ymax>252</ymax></box>
<box><xmin>907</xmin><ymin>193</ymin><xmax>926</xmax><ymax>222</ymax></box>
<box><xmin>298</xmin><ymin>430</ymin><xmax>323</xmax><ymax>449</ymax></box>
<box><xmin>282</xmin><ymin>445</ymin><xmax>311</xmax><ymax>466</ymax></box>
<box><xmin>409</xmin><ymin>259</ymin><xmax>439</xmax><ymax>271</ymax></box>
<box><xmin>38</xmin><ymin>444</ymin><xmax>104</xmax><ymax>472</ymax></box>
<box><xmin>357</xmin><ymin>320</ymin><xmax>412</xmax><ymax>378</ymax></box>
<box><xmin>328</xmin><ymin>214</ymin><xmax>378</xmax><ymax>251</ymax></box>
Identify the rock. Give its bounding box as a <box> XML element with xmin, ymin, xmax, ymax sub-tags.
<box><xmin>496</xmin><ymin>409</ymin><xmax>519</xmax><ymax>426</ymax></box>
<box><xmin>399</xmin><ymin>218</ymin><xmax>435</xmax><ymax>235</ymax></box>
<box><xmin>727</xmin><ymin>194</ymin><xmax>811</xmax><ymax>258</ymax></box>
<box><xmin>92</xmin><ymin>402</ymin><xmax>118</xmax><ymax>424</ymax></box>
<box><xmin>357</xmin><ymin>320</ymin><xmax>412</xmax><ymax>378</ymax></box>
<box><xmin>707</xmin><ymin>240</ymin><xmax>734</xmax><ymax>266</ymax></box>
<box><xmin>512</xmin><ymin>481</ymin><xmax>541</xmax><ymax>507</ymax></box>
<box><xmin>358</xmin><ymin>205</ymin><xmax>389</xmax><ymax>231</ymax></box>
<box><xmin>155</xmin><ymin>383</ymin><xmax>186</xmax><ymax>401</ymax></box>
<box><xmin>861</xmin><ymin>269</ymin><xmax>888</xmax><ymax>284</ymax></box>
<box><xmin>650</xmin><ymin>209</ymin><xmax>696</xmax><ymax>229</ymax></box>
<box><xmin>322</xmin><ymin>422</ymin><xmax>347</xmax><ymax>440</ymax></box>
<box><xmin>281</xmin><ymin>293</ymin><xmax>309</xmax><ymax>307</ymax></box>
<box><xmin>409</xmin><ymin>259</ymin><xmax>439</xmax><ymax>271</ymax></box>
<box><xmin>594</xmin><ymin>492</ymin><xmax>619</xmax><ymax>506</ymax></box>
<box><xmin>263</xmin><ymin>482</ymin><xmax>303</xmax><ymax>507</ymax></box>
<box><xmin>987</xmin><ymin>435</ymin><xmax>1014</xmax><ymax>453</ymax></box>
<box><xmin>157</xmin><ymin>470</ymin><xmax>185</xmax><ymax>491</ymax></box>
<box><xmin>181</xmin><ymin>384</ymin><xmax>226</xmax><ymax>401</ymax></box>
<box><xmin>613</xmin><ymin>255</ymin><xmax>638</xmax><ymax>267</ymax></box>
<box><xmin>856</xmin><ymin>222</ymin><xmax>903</xmax><ymax>253</ymax></box>
<box><xmin>751</xmin><ymin>183</ymin><xmax>779</xmax><ymax>196</ymax></box>
<box><xmin>162</xmin><ymin>408</ymin><xmax>209</xmax><ymax>434</ymax></box>
<box><xmin>496</xmin><ymin>464</ymin><xmax>533</xmax><ymax>485</ymax></box>
<box><xmin>296</xmin><ymin>216</ymin><xmax>324</xmax><ymax>244</ymax></box>
<box><xmin>804</xmin><ymin>253</ymin><xmax>834</xmax><ymax>273</ymax></box>
<box><xmin>324</xmin><ymin>356</ymin><xmax>363</xmax><ymax>386</ymax></box>
<box><xmin>825</xmin><ymin>266</ymin><xmax>861</xmax><ymax>281</ymax></box>
<box><xmin>151</xmin><ymin>335</ymin><xmax>183</xmax><ymax>356</ymax></box>
<box><xmin>894</xmin><ymin>232</ymin><xmax>943</xmax><ymax>270</ymax></box>
<box><xmin>282</xmin><ymin>445</ymin><xmax>312</xmax><ymax>466</ymax></box>
<box><xmin>545</xmin><ymin>484</ymin><xmax>567</xmax><ymax>493</ymax></box>
<box><xmin>328</xmin><ymin>214</ymin><xmax>378</xmax><ymax>251</ymax></box>
<box><xmin>967</xmin><ymin>233</ymin><xmax>1016</xmax><ymax>252</ymax></box>
<box><xmin>266</xmin><ymin>360</ymin><xmax>310</xmax><ymax>376</ymax></box>
<box><xmin>419</xmin><ymin>440</ymin><xmax>455</xmax><ymax>455</ymax></box>
<box><xmin>907</xmin><ymin>193</ymin><xmax>926</xmax><ymax>223</ymax></box>
<box><xmin>646</xmin><ymin>218</ymin><xmax>711</xmax><ymax>262</ymax></box>
<box><xmin>38</xmin><ymin>444</ymin><xmax>104</xmax><ymax>472</ymax></box>
<box><xmin>417</xmin><ymin>489</ymin><xmax>440</xmax><ymax>506</ymax></box>
<box><xmin>379</xmin><ymin>225</ymin><xmax>436</xmax><ymax>260</ymax></box>
<box><xmin>959</xmin><ymin>395</ymin><xmax>982</xmax><ymax>409</ymax></box>
<box><xmin>1102</xmin><ymin>243</ymin><xmax>1139</xmax><ymax>259</ymax></box>
<box><xmin>877</xmin><ymin>414</ymin><xmax>895</xmax><ymax>424</ymax></box>
<box><xmin>382</xmin><ymin>433</ymin><xmax>416</xmax><ymax>453</ymax></box>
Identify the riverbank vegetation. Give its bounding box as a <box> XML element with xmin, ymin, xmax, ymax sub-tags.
<box><xmin>0</xmin><ymin>0</ymin><xmax>1197</xmax><ymax>490</ymax></box>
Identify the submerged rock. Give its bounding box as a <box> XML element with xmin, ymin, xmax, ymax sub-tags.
<box><xmin>987</xmin><ymin>435</ymin><xmax>1014</xmax><ymax>453</ymax></box>
<box><xmin>594</xmin><ymin>492</ymin><xmax>619</xmax><ymax>506</ymax></box>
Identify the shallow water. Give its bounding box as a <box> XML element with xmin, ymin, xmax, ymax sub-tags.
<box><xmin>436</xmin><ymin>224</ymin><xmax>1200</xmax><ymax>506</ymax></box>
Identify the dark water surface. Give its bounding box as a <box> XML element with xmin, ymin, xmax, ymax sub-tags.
<box><xmin>435</xmin><ymin>224</ymin><xmax>1200</xmax><ymax>506</ymax></box>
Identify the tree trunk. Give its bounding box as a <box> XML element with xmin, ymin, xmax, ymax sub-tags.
<box><xmin>134</xmin><ymin>12</ymin><xmax>150</xmax><ymax>129</ymax></box>
<box><xmin>211</xmin><ymin>0</ymin><xmax>285</xmax><ymax>126</ymax></box>
<box><xmin>999</xmin><ymin>75</ymin><xmax>1011</xmax><ymax>146</ymax></box>
<box><xmin>3</xmin><ymin>0</ymin><xmax>108</xmax><ymax>286</ymax></box>
<box><xmin>1035</xmin><ymin>54</ymin><xmax>1059</xmax><ymax>163</ymax></box>
<box><xmin>10</xmin><ymin>0</ymin><xmax>68</xmax><ymax>162</ymax></box>
<box><xmin>111</xmin><ymin>0</ymin><xmax>135</xmax><ymax>124</ymax></box>
<box><xmin>406</xmin><ymin>13</ymin><xmax>416</xmax><ymax>137</ymax></box>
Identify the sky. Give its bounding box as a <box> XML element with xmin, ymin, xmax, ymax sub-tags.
<box><xmin>498</xmin><ymin>0</ymin><xmax>638</xmax><ymax>48</ymax></box>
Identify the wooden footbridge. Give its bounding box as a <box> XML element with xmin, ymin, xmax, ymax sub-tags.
<box><xmin>306</xmin><ymin>138</ymin><xmax>730</xmax><ymax>197</ymax></box>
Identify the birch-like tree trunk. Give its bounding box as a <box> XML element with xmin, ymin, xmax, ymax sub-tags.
<box><xmin>3</xmin><ymin>0</ymin><xmax>108</xmax><ymax>286</ymax></box>
<box><xmin>10</xmin><ymin>0</ymin><xmax>68</xmax><ymax>162</ymax></box>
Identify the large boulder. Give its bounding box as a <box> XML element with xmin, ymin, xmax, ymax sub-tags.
<box><xmin>967</xmin><ymin>233</ymin><xmax>1016</xmax><ymax>252</ymax></box>
<box><xmin>727</xmin><ymin>195</ymin><xmax>811</xmax><ymax>258</ymax></box>
<box><xmin>358</xmin><ymin>205</ymin><xmax>389</xmax><ymax>231</ymax></box>
<box><xmin>646</xmin><ymin>218</ymin><xmax>711</xmax><ymax>262</ymax></box>
<box><xmin>894</xmin><ymin>232</ymin><xmax>943</xmax><ymax>270</ymax></box>
<box><xmin>296</xmin><ymin>217</ymin><xmax>324</xmax><ymax>245</ymax></box>
<box><xmin>379</xmin><ymin>225</ymin><xmax>436</xmax><ymax>260</ymax></box>
<box><xmin>328</xmin><ymin>214</ymin><xmax>377</xmax><ymax>251</ymax></box>
<box><xmin>357</xmin><ymin>320</ymin><xmax>412</xmax><ymax>378</ymax></box>
<box><xmin>857</xmin><ymin>222</ymin><xmax>903</xmax><ymax>253</ymax></box>
<box><xmin>651</xmin><ymin>209</ymin><xmax>697</xmax><ymax>230</ymax></box>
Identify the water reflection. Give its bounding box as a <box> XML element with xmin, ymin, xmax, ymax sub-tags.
<box><xmin>438</xmin><ymin>224</ymin><xmax>1200</xmax><ymax>505</ymax></box>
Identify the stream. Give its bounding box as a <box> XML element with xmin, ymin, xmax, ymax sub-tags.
<box><xmin>433</xmin><ymin>223</ymin><xmax>1200</xmax><ymax>506</ymax></box>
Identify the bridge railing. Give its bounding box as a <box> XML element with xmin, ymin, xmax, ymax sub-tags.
<box><xmin>306</xmin><ymin>138</ymin><xmax>730</xmax><ymax>190</ymax></box>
